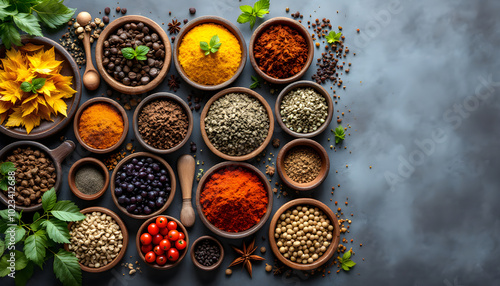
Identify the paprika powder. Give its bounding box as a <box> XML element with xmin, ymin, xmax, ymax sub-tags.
<box><xmin>78</xmin><ymin>103</ymin><xmax>124</xmax><ymax>149</ymax></box>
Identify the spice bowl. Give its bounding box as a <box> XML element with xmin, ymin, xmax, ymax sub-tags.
<box><xmin>96</xmin><ymin>15</ymin><xmax>171</xmax><ymax>94</ymax></box>
<box><xmin>268</xmin><ymin>198</ymin><xmax>340</xmax><ymax>271</ymax></box>
<box><xmin>73</xmin><ymin>97</ymin><xmax>129</xmax><ymax>154</ymax></box>
<box><xmin>249</xmin><ymin>17</ymin><xmax>314</xmax><ymax>84</ymax></box>
<box><xmin>275</xmin><ymin>81</ymin><xmax>334</xmax><ymax>138</ymax></box>
<box><xmin>173</xmin><ymin>15</ymin><xmax>247</xmax><ymax>90</ymax></box>
<box><xmin>68</xmin><ymin>157</ymin><xmax>109</xmax><ymax>200</ymax></box>
<box><xmin>200</xmin><ymin>87</ymin><xmax>274</xmax><ymax>161</ymax></box>
<box><xmin>276</xmin><ymin>139</ymin><xmax>330</xmax><ymax>191</ymax></box>
<box><xmin>133</xmin><ymin>92</ymin><xmax>193</xmax><ymax>154</ymax></box>
<box><xmin>190</xmin><ymin>236</ymin><xmax>224</xmax><ymax>271</ymax></box>
<box><xmin>64</xmin><ymin>207</ymin><xmax>129</xmax><ymax>273</ymax></box>
<box><xmin>195</xmin><ymin>161</ymin><xmax>273</xmax><ymax>239</ymax></box>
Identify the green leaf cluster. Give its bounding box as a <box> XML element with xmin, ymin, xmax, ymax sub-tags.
<box><xmin>0</xmin><ymin>188</ymin><xmax>85</xmax><ymax>286</ymax></box>
<box><xmin>250</xmin><ymin>75</ymin><xmax>261</xmax><ymax>89</ymax></box>
<box><xmin>326</xmin><ymin>31</ymin><xmax>342</xmax><ymax>44</ymax></box>
<box><xmin>20</xmin><ymin>78</ymin><xmax>46</xmax><ymax>93</ymax></box>
<box><xmin>121</xmin><ymin>45</ymin><xmax>150</xmax><ymax>61</ymax></box>
<box><xmin>0</xmin><ymin>161</ymin><xmax>15</xmax><ymax>191</ymax></box>
<box><xmin>338</xmin><ymin>249</ymin><xmax>356</xmax><ymax>271</ymax></box>
<box><xmin>200</xmin><ymin>35</ymin><xmax>222</xmax><ymax>56</ymax></box>
<box><xmin>0</xmin><ymin>0</ymin><xmax>76</xmax><ymax>49</ymax></box>
<box><xmin>334</xmin><ymin>125</ymin><xmax>345</xmax><ymax>144</ymax></box>
<box><xmin>237</xmin><ymin>0</ymin><xmax>270</xmax><ymax>29</ymax></box>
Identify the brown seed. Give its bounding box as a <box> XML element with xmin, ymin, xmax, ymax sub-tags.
<box><xmin>104</xmin><ymin>7</ymin><xmax>110</xmax><ymax>14</ymax></box>
<box><xmin>189</xmin><ymin>7</ymin><xmax>196</xmax><ymax>14</ymax></box>
<box><xmin>102</xmin><ymin>16</ymin><xmax>109</xmax><ymax>24</ymax></box>
<box><xmin>225</xmin><ymin>268</ymin><xmax>232</xmax><ymax>275</ymax></box>
<box><xmin>121</xmin><ymin>8</ymin><xmax>127</xmax><ymax>14</ymax></box>
<box><xmin>116</xmin><ymin>7</ymin><xmax>120</xmax><ymax>12</ymax></box>
<box><xmin>286</xmin><ymin>7</ymin><xmax>289</xmax><ymax>12</ymax></box>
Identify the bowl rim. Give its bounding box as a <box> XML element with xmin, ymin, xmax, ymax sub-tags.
<box><xmin>173</xmin><ymin>15</ymin><xmax>247</xmax><ymax>91</ymax></box>
<box><xmin>275</xmin><ymin>80</ymin><xmax>334</xmax><ymax>138</ymax></box>
<box><xmin>195</xmin><ymin>161</ymin><xmax>273</xmax><ymax>239</ymax></box>
<box><xmin>95</xmin><ymin>15</ymin><xmax>171</xmax><ymax>95</ymax></box>
<box><xmin>276</xmin><ymin>138</ymin><xmax>330</xmax><ymax>191</ymax></box>
<box><xmin>68</xmin><ymin>157</ymin><xmax>110</xmax><ymax>200</ymax></box>
<box><xmin>268</xmin><ymin>198</ymin><xmax>340</xmax><ymax>271</ymax></box>
<box><xmin>110</xmin><ymin>152</ymin><xmax>177</xmax><ymax>220</ymax></box>
<box><xmin>64</xmin><ymin>206</ymin><xmax>129</xmax><ymax>273</ymax></box>
<box><xmin>73</xmin><ymin>97</ymin><xmax>129</xmax><ymax>154</ymax></box>
<box><xmin>199</xmin><ymin>87</ymin><xmax>274</xmax><ymax>161</ymax></box>
<box><xmin>190</xmin><ymin>235</ymin><xmax>224</xmax><ymax>271</ymax></box>
<box><xmin>136</xmin><ymin>215</ymin><xmax>189</xmax><ymax>269</ymax></box>
<box><xmin>249</xmin><ymin>17</ymin><xmax>314</xmax><ymax>84</ymax></box>
<box><xmin>132</xmin><ymin>92</ymin><xmax>193</xmax><ymax>154</ymax></box>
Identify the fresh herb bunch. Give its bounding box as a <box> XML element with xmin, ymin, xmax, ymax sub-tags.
<box><xmin>200</xmin><ymin>35</ymin><xmax>222</xmax><ymax>55</ymax></box>
<box><xmin>121</xmin><ymin>45</ymin><xmax>150</xmax><ymax>61</ymax></box>
<box><xmin>20</xmin><ymin>78</ymin><xmax>46</xmax><ymax>93</ymax></box>
<box><xmin>0</xmin><ymin>0</ymin><xmax>76</xmax><ymax>49</ymax></box>
<box><xmin>334</xmin><ymin>125</ymin><xmax>345</xmax><ymax>144</ymax></box>
<box><xmin>338</xmin><ymin>249</ymin><xmax>356</xmax><ymax>271</ymax></box>
<box><xmin>237</xmin><ymin>0</ymin><xmax>270</xmax><ymax>29</ymax></box>
<box><xmin>0</xmin><ymin>188</ymin><xmax>86</xmax><ymax>286</ymax></box>
<box><xmin>326</xmin><ymin>31</ymin><xmax>342</xmax><ymax>44</ymax></box>
<box><xmin>249</xmin><ymin>75</ymin><xmax>260</xmax><ymax>89</ymax></box>
<box><xmin>0</xmin><ymin>162</ymin><xmax>15</xmax><ymax>191</ymax></box>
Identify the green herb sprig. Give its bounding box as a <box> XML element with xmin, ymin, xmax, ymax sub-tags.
<box><xmin>200</xmin><ymin>35</ymin><xmax>222</xmax><ymax>55</ymax></box>
<box><xmin>334</xmin><ymin>125</ymin><xmax>345</xmax><ymax>144</ymax></box>
<box><xmin>338</xmin><ymin>249</ymin><xmax>356</xmax><ymax>271</ymax></box>
<box><xmin>121</xmin><ymin>45</ymin><xmax>150</xmax><ymax>61</ymax></box>
<box><xmin>0</xmin><ymin>162</ymin><xmax>15</xmax><ymax>190</ymax></box>
<box><xmin>249</xmin><ymin>76</ymin><xmax>261</xmax><ymax>89</ymax></box>
<box><xmin>237</xmin><ymin>0</ymin><xmax>270</xmax><ymax>29</ymax></box>
<box><xmin>326</xmin><ymin>31</ymin><xmax>342</xmax><ymax>44</ymax></box>
<box><xmin>20</xmin><ymin>78</ymin><xmax>46</xmax><ymax>93</ymax></box>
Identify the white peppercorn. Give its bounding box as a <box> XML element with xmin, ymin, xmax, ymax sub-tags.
<box><xmin>280</xmin><ymin>88</ymin><xmax>328</xmax><ymax>133</ymax></box>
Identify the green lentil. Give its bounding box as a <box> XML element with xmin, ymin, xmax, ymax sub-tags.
<box><xmin>280</xmin><ymin>88</ymin><xmax>328</xmax><ymax>133</ymax></box>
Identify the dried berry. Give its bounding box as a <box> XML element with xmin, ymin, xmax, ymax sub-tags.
<box><xmin>189</xmin><ymin>7</ymin><xmax>196</xmax><ymax>14</ymax></box>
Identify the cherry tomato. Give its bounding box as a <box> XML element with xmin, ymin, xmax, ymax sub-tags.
<box><xmin>159</xmin><ymin>227</ymin><xmax>169</xmax><ymax>236</ymax></box>
<box><xmin>152</xmin><ymin>234</ymin><xmax>163</xmax><ymax>245</ymax></box>
<box><xmin>156</xmin><ymin>216</ymin><xmax>168</xmax><ymax>228</ymax></box>
<box><xmin>156</xmin><ymin>255</ymin><xmax>167</xmax><ymax>266</ymax></box>
<box><xmin>167</xmin><ymin>221</ymin><xmax>178</xmax><ymax>230</ymax></box>
<box><xmin>148</xmin><ymin>223</ymin><xmax>160</xmax><ymax>235</ymax></box>
<box><xmin>141</xmin><ymin>244</ymin><xmax>153</xmax><ymax>254</ymax></box>
<box><xmin>140</xmin><ymin>233</ymin><xmax>152</xmax><ymax>245</ymax></box>
<box><xmin>167</xmin><ymin>248</ymin><xmax>179</xmax><ymax>261</ymax></box>
<box><xmin>168</xmin><ymin>230</ymin><xmax>179</xmax><ymax>241</ymax></box>
<box><xmin>153</xmin><ymin>245</ymin><xmax>164</xmax><ymax>255</ymax></box>
<box><xmin>178</xmin><ymin>232</ymin><xmax>185</xmax><ymax>240</ymax></box>
<box><xmin>175</xmin><ymin>239</ymin><xmax>186</xmax><ymax>250</ymax></box>
<box><xmin>145</xmin><ymin>251</ymin><xmax>156</xmax><ymax>263</ymax></box>
<box><xmin>159</xmin><ymin>239</ymin><xmax>171</xmax><ymax>251</ymax></box>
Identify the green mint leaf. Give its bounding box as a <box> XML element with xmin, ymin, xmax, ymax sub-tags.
<box><xmin>13</xmin><ymin>12</ymin><xmax>43</xmax><ymax>37</ymax></box>
<box><xmin>342</xmin><ymin>264</ymin><xmax>350</xmax><ymax>271</ymax></box>
<box><xmin>209</xmin><ymin>35</ymin><xmax>219</xmax><ymax>48</ymax></box>
<box><xmin>256</xmin><ymin>9</ymin><xmax>269</xmax><ymax>18</ymax></box>
<box><xmin>0</xmin><ymin>22</ymin><xmax>22</xmax><ymax>50</ymax></box>
<box><xmin>136</xmin><ymin>55</ymin><xmax>147</xmax><ymax>61</ymax></box>
<box><xmin>14</xmin><ymin>261</ymin><xmax>34</xmax><ymax>286</ymax></box>
<box><xmin>121</xmin><ymin>47</ymin><xmax>136</xmax><ymax>60</ymax></box>
<box><xmin>250</xmin><ymin>76</ymin><xmax>260</xmax><ymax>89</ymax></box>
<box><xmin>0</xmin><ymin>179</ymin><xmax>7</xmax><ymax>191</ymax></box>
<box><xmin>0</xmin><ymin>1</ymin><xmax>18</xmax><ymax>22</ymax></box>
<box><xmin>344</xmin><ymin>260</ymin><xmax>356</xmax><ymax>267</ymax></box>
<box><xmin>253</xmin><ymin>0</ymin><xmax>270</xmax><ymax>12</ymax></box>
<box><xmin>212</xmin><ymin>42</ymin><xmax>222</xmax><ymax>50</ymax></box>
<box><xmin>204</xmin><ymin>51</ymin><xmax>210</xmax><ymax>56</ymax></box>
<box><xmin>343</xmin><ymin>249</ymin><xmax>351</xmax><ymax>260</ymax></box>
<box><xmin>20</xmin><ymin>81</ymin><xmax>33</xmax><ymax>92</ymax></box>
<box><xmin>31</xmin><ymin>78</ymin><xmax>46</xmax><ymax>91</ymax></box>
<box><xmin>249</xmin><ymin>16</ymin><xmax>257</xmax><ymax>29</ymax></box>
<box><xmin>42</xmin><ymin>188</ymin><xmax>57</xmax><ymax>211</ymax></box>
<box><xmin>53</xmin><ymin>249</ymin><xmax>82</xmax><ymax>286</ymax></box>
<box><xmin>200</xmin><ymin>41</ymin><xmax>209</xmax><ymax>51</ymax></box>
<box><xmin>6</xmin><ymin>225</ymin><xmax>26</xmax><ymax>243</ymax></box>
<box><xmin>135</xmin><ymin>45</ymin><xmax>149</xmax><ymax>56</ymax></box>
<box><xmin>239</xmin><ymin>5</ymin><xmax>253</xmax><ymax>14</ymax></box>
<box><xmin>50</xmin><ymin>201</ymin><xmax>85</xmax><ymax>222</ymax></box>
<box><xmin>237</xmin><ymin>13</ymin><xmax>252</xmax><ymax>24</ymax></box>
<box><xmin>0</xmin><ymin>161</ymin><xmax>16</xmax><ymax>174</ymax></box>
<box><xmin>42</xmin><ymin>218</ymin><xmax>70</xmax><ymax>243</ymax></box>
<box><xmin>0</xmin><ymin>237</ymin><xmax>4</xmax><ymax>256</ymax></box>
<box><xmin>326</xmin><ymin>31</ymin><xmax>342</xmax><ymax>44</ymax></box>
<box><xmin>24</xmin><ymin>230</ymin><xmax>48</xmax><ymax>268</ymax></box>
<box><xmin>32</xmin><ymin>0</ymin><xmax>76</xmax><ymax>29</ymax></box>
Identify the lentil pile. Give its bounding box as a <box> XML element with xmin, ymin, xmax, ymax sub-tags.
<box><xmin>78</xmin><ymin>103</ymin><xmax>124</xmax><ymax>149</ymax></box>
<box><xmin>75</xmin><ymin>165</ymin><xmax>105</xmax><ymax>195</ymax></box>
<box><xmin>194</xmin><ymin>239</ymin><xmax>221</xmax><ymax>267</ymax></box>
<box><xmin>204</xmin><ymin>93</ymin><xmax>269</xmax><ymax>156</ymax></box>
<box><xmin>280</xmin><ymin>88</ymin><xmax>328</xmax><ymax>133</ymax></box>
<box><xmin>284</xmin><ymin>146</ymin><xmax>322</xmax><ymax>183</ymax></box>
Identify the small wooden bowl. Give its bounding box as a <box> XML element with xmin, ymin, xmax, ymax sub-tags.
<box><xmin>190</xmin><ymin>236</ymin><xmax>224</xmax><ymax>271</ymax></box>
<box><xmin>268</xmin><ymin>198</ymin><xmax>340</xmax><ymax>271</ymax></box>
<box><xmin>96</xmin><ymin>15</ymin><xmax>171</xmax><ymax>95</ymax></box>
<box><xmin>249</xmin><ymin>17</ymin><xmax>314</xmax><ymax>84</ymax></box>
<box><xmin>275</xmin><ymin>81</ymin><xmax>333</xmax><ymax>138</ymax></box>
<box><xmin>173</xmin><ymin>16</ymin><xmax>247</xmax><ymax>90</ymax></box>
<box><xmin>132</xmin><ymin>92</ymin><xmax>193</xmax><ymax>154</ymax></box>
<box><xmin>110</xmin><ymin>152</ymin><xmax>176</xmax><ymax>220</ymax></box>
<box><xmin>200</xmin><ymin>87</ymin><xmax>274</xmax><ymax>161</ymax></box>
<box><xmin>136</xmin><ymin>216</ymin><xmax>189</xmax><ymax>270</ymax></box>
<box><xmin>73</xmin><ymin>97</ymin><xmax>129</xmax><ymax>154</ymax></box>
<box><xmin>68</xmin><ymin>157</ymin><xmax>109</xmax><ymax>200</ymax></box>
<box><xmin>195</xmin><ymin>162</ymin><xmax>273</xmax><ymax>239</ymax></box>
<box><xmin>276</xmin><ymin>139</ymin><xmax>330</xmax><ymax>191</ymax></box>
<box><xmin>65</xmin><ymin>207</ymin><xmax>129</xmax><ymax>273</ymax></box>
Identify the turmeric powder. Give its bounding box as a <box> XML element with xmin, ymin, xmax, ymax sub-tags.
<box><xmin>178</xmin><ymin>23</ymin><xmax>241</xmax><ymax>85</ymax></box>
<box><xmin>78</xmin><ymin>103</ymin><xmax>124</xmax><ymax>149</ymax></box>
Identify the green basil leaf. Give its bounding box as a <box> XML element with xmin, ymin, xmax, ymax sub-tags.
<box><xmin>344</xmin><ymin>260</ymin><xmax>356</xmax><ymax>267</ymax></box>
<box><xmin>136</xmin><ymin>55</ymin><xmax>147</xmax><ymax>61</ymax></box>
<box><xmin>0</xmin><ymin>161</ymin><xmax>16</xmax><ymax>174</ymax></box>
<box><xmin>14</xmin><ymin>261</ymin><xmax>34</xmax><ymax>286</ymax></box>
<box><xmin>13</xmin><ymin>12</ymin><xmax>43</xmax><ymax>37</ymax></box>
<box><xmin>0</xmin><ymin>179</ymin><xmax>7</xmax><ymax>191</ymax></box>
<box><xmin>0</xmin><ymin>22</ymin><xmax>22</xmax><ymax>50</ymax></box>
<box><xmin>135</xmin><ymin>45</ymin><xmax>149</xmax><ymax>56</ymax></box>
<box><xmin>342</xmin><ymin>264</ymin><xmax>350</xmax><ymax>271</ymax></box>
<box><xmin>41</xmin><ymin>187</ymin><xmax>57</xmax><ymax>211</ymax></box>
<box><xmin>237</xmin><ymin>13</ymin><xmax>252</xmax><ymax>24</ymax></box>
<box><xmin>343</xmin><ymin>250</ymin><xmax>351</xmax><ymax>260</ymax></box>
<box><xmin>31</xmin><ymin>78</ymin><xmax>46</xmax><ymax>91</ymax></box>
<box><xmin>24</xmin><ymin>230</ymin><xmax>48</xmax><ymax>268</ymax></box>
<box><xmin>256</xmin><ymin>9</ymin><xmax>269</xmax><ymax>18</ymax></box>
<box><xmin>239</xmin><ymin>5</ymin><xmax>253</xmax><ymax>14</ymax></box>
<box><xmin>53</xmin><ymin>249</ymin><xmax>82</xmax><ymax>286</ymax></box>
<box><xmin>209</xmin><ymin>35</ymin><xmax>219</xmax><ymax>48</ymax></box>
<box><xmin>50</xmin><ymin>201</ymin><xmax>85</xmax><ymax>222</ymax></box>
<box><xmin>212</xmin><ymin>42</ymin><xmax>221</xmax><ymax>50</ymax></box>
<box><xmin>200</xmin><ymin>41</ymin><xmax>209</xmax><ymax>51</ymax></box>
<box><xmin>42</xmin><ymin>219</ymin><xmax>70</xmax><ymax>244</ymax></box>
<box><xmin>20</xmin><ymin>82</ymin><xmax>32</xmax><ymax>92</ymax></box>
<box><xmin>32</xmin><ymin>0</ymin><xmax>76</xmax><ymax>29</ymax></box>
<box><xmin>249</xmin><ymin>16</ymin><xmax>257</xmax><ymax>30</ymax></box>
<box><xmin>121</xmin><ymin>47</ymin><xmax>136</xmax><ymax>60</ymax></box>
<box><xmin>253</xmin><ymin>0</ymin><xmax>270</xmax><ymax>12</ymax></box>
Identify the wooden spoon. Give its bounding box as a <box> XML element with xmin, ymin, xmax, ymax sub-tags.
<box><xmin>76</xmin><ymin>12</ymin><xmax>100</xmax><ymax>90</ymax></box>
<box><xmin>177</xmin><ymin>155</ymin><xmax>196</xmax><ymax>227</ymax></box>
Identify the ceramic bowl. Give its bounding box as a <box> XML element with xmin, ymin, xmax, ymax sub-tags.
<box><xmin>249</xmin><ymin>17</ymin><xmax>314</xmax><ymax>84</ymax></box>
<box><xmin>68</xmin><ymin>157</ymin><xmax>109</xmax><ymax>200</ymax></box>
<box><xmin>275</xmin><ymin>81</ymin><xmax>334</xmax><ymax>138</ymax></box>
<box><xmin>0</xmin><ymin>36</ymin><xmax>82</xmax><ymax>139</ymax></box>
<box><xmin>190</xmin><ymin>236</ymin><xmax>224</xmax><ymax>271</ymax></box>
<box><xmin>276</xmin><ymin>139</ymin><xmax>330</xmax><ymax>191</ymax></box>
<box><xmin>96</xmin><ymin>15</ymin><xmax>171</xmax><ymax>95</ymax></box>
<box><xmin>73</xmin><ymin>97</ymin><xmax>129</xmax><ymax>154</ymax></box>
<box><xmin>195</xmin><ymin>161</ymin><xmax>273</xmax><ymax>239</ymax></box>
<box><xmin>268</xmin><ymin>198</ymin><xmax>340</xmax><ymax>271</ymax></box>
<box><xmin>133</xmin><ymin>92</ymin><xmax>193</xmax><ymax>154</ymax></box>
<box><xmin>200</xmin><ymin>87</ymin><xmax>274</xmax><ymax>161</ymax></box>
<box><xmin>173</xmin><ymin>15</ymin><xmax>247</xmax><ymax>90</ymax></box>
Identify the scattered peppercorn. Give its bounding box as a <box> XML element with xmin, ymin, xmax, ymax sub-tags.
<box><xmin>104</xmin><ymin>7</ymin><xmax>110</xmax><ymax>14</ymax></box>
<box><xmin>116</xmin><ymin>7</ymin><xmax>120</xmax><ymax>12</ymax></box>
<box><xmin>121</xmin><ymin>8</ymin><xmax>127</xmax><ymax>14</ymax></box>
<box><xmin>189</xmin><ymin>7</ymin><xmax>196</xmax><ymax>14</ymax></box>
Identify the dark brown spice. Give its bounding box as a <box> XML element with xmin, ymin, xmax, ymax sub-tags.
<box><xmin>167</xmin><ymin>19</ymin><xmax>181</xmax><ymax>34</ymax></box>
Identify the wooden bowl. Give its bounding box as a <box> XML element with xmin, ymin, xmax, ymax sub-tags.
<box><xmin>132</xmin><ymin>92</ymin><xmax>193</xmax><ymax>154</ymax></box>
<box><xmin>68</xmin><ymin>157</ymin><xmax>109</xmax><ymax>200</ymax></box>
<box><xmin>200</xmin><ymin>87</ymin><xmax>274</xmax><ymax>161</ymax></box>
<box><xmin>65</xmin><ymin>207</ymin><xmax>129</xmax><ymax>273</ymax></box>
<box><xmin>73</xmin><ymin>97</ymin><xmax>129</xmax><ymax>154</ymax></box>
<box><xmin>276</xmin><ymin>139</ymin><xmax>330</xmax><ymax>191</ymax></box>
<box><xmin>190</xmin><ymin>235</ymin><xmax>224</xmax><ymax>271</ymax></box>
<box><xmin>173</xmin><ymin>16</ymin><xmax>247</xmax><ymax>90</ymax></box>
<box><xmin>136</xmin><ymin>216</ymin><xmax>189</xmax><ymax>269</ymax></box>
<box><xmin>249</xmin><ymin>17</ymin><xmax>314</xmax><ymax>84</ymax></box>
<box><xmin>96</xmin><ymin>15</ymin><xmax>171</xmax><ymax>95</ymax></box>
<box><xmin>195</xmin><ymin>161</ymin><xmax>273</xmax><ymax>239</ymax></box>
<box><xmin>268</xmin><ymin>198</ymin><xmax>340</xmax><ymax>271</ymax></box>
<box><xmin>0</xmin><ymin>36</ymin><xmax>82</xmax><ymax>139</ymax></box>
<box><xmin>110</xmin><ymin>152</ymin><xmax>176</xmax><ymax>219</ymax></box>
<box><xmin>0</xmin><ymin>140</ymin><xmax>75</xmax><ymax>212</ymax></box>
<box><xmin>275</xmin><ymin>81</ymin><xmax>333</xmax><ymax>138</ymax></box>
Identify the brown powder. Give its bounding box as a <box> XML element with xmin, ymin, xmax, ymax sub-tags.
<box><xmin>283</xmin><ymin>146</ymin><xmax>321</xmax><ymax>183</ymax></box>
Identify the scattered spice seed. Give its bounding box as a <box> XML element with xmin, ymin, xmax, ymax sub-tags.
<box><xmin>168</xmin><ymin>19</ymin><xmax>181</xmax><ymax>34</ymax></box>
<box><xmin>189</xmin><ymin>7</ymin><xmax>196</xmax><ymax>14</ymax></box>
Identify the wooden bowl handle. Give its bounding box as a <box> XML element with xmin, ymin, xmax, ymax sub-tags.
<box><xmin>50</xmin><ymin>140</ymin><xmax>75</xmax><ymax>164</ymax></box>
<box><xmin>178</xmin><ymin>155</ymin><xmax>196</xmax><ymax>227</ymax></box>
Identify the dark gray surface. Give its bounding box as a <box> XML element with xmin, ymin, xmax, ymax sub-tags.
<box><xmin>1</xmin><ymin>0</ymin><xmax>500</xmax><ymax>285</ymax></box>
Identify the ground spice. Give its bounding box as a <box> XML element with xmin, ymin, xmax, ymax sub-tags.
<box><xmin>178</xmin><ymin>23</ymin><xmax>241</xmax><ymax>85</ymax></box>
<box><xmin>200</xmin><ymin>167</ymin><xmax>268</xmax><ymax>232</ymax></box>
<box><xmin>254</xmin><ymin>24</ymin><xmax>308</xmax><ymax>79</ymax></box>
<box><xmin>79</xmin><ymin>103</ymin><xmax>124</xmax><ymax>149</ymax></box>
<box><xmin>75</xmin><ymin>165</ymin><xmax>104</xmax><ymax>195</ymax></box>
<box><xmin>283</xmin><ymin>146</ymin><xmax>321</xmax><ymax>183</ymax></box>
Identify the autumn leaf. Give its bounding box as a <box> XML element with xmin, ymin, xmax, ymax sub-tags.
<box><xmin>27</xmin><ymin>48</ymin><xmax>62</xmax><ymax>74</ymax></box>
<box><xmin>0</xmin><ymin>81</ymin><xmax>23</xmax><ymax>103</ymax></box>
<box><xmin>5</xmin><ymin>108</ymin><xmax>24</xmax><ymax>128</ymax></box>
<box><xmin>19</xmin><ymin>44</ymin><xmax>44</xmax><ymax>52</ymax></box>
<box><xmin>38</xmin><ymin>79</ymin><xmax>56</xmax><ymax>97</ymax></box>
<box><xmin>0</xmin><ymin>101</ymin><xmax>13</xmax><ymax>114</ymax></box>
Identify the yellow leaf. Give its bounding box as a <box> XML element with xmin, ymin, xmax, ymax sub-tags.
<box><xmin>36</xmin><ymin>95</ymin><xmax>47</xmax><ymax>106</ymax></box>
<box><xmin>3</xmin><ymin>49</ymin><xmax>25</xmax><ymax>70</ymax></box>
<box><xmin>0</xmin><ymin>81</ymin><xmax>23</xmax><ymax>103</ymax></box>
<box><xmin>19</xmin><ymin>43</ymin><xmax>44</xmax><ymax>52</ymax></box>
<box><xmin>0</xmin><ymin>101</ymin><xmax>13</xmax><ymax>114</ymax></box>
<box><xmin>37</xmin><ymin>104</ymin><xmax>53</xmax><ymax>122</ymax></box>
<box><xmin>14</xmin><ymin>65</ymin><xmax>34</xmax><ymax>83</ymax></box>
<box><xmin>38</xmin><ymin>79</ymin><xmax>56</xmax><ymax>97</ymax></box>
<box><xmin>51</xmin><ymin>74</ymin><xmax>76</xmax><ymax>97</ymax></box>
<box><xmin>22</xmin><ymin>93</ymin><xmax>38</xmax><ymax>104</ymax></box>
<box><xmin>0</xmin><ymin>112</ymin><xmax>8</xmax><ymax>125</ymax></box>
<box><xmin>51</xmin><ymin>97</ymin><xmax>67</xmax><ymax>117</ymax></box>
<box><xmin>5</xmin><ymin>107</ymin><xmax>24</xmax><ymax>128</ymax></box>
<box><xmin>27</xmin><ymin>48</ymin><xmax>62</xmax><ymax>74</ymax></box>
<box><xmin>21</xmin><ymin>113</ymin><xmax>41</xmax><ymax>134</ymax></box>
<box><xmin>21</xmin><ymin>99</ymin><xmax>38</xmax><ymax>117</ymax></box>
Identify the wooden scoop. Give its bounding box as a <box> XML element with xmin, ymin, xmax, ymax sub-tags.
<box><xmin>76</xmin><ymin>12</ymin><xmax>100</xmax><ymax>90</ymax></box>
<box><xmin>177</xmin><ymin>155</ymin><xmax>196</xmax><ymax>227</ymax></box>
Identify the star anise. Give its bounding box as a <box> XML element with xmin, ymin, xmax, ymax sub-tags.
<box><xmin>167</xmin><ymin>74</ymin><xmax>180</xmax><ymax>91</ymax></box>
<box><xmin>167</xmin><ymin>19</ymin><xmax>181</xmax><ymax>34</ymax></box>
<box><xmin>229</xmin><ymin>239</ymin><xmax>265</xmax><ymax>277</ymax></box>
